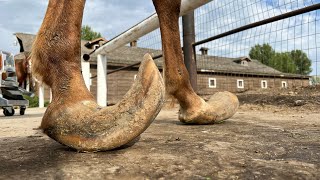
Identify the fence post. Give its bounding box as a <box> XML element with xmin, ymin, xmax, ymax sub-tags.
<box><xmin>97</xmin><ymin>54</ymin><xmax>107</xmax><ymax>107</ymax></box>
<box><xmin>26</xmin><ymin>78</ymin><xmax>30</xmax><ymax>92</ymax></box>
<box><xmin>49</xmin><ymin>89</ymin><xmax>52</xmax><ymax>103</ymax></box>
<box><xmin>182</xmin><ymin>10</ymin><xmax>197</xmax><ymax>91</ymax></box>
<box><xmin>39</xmin><ymin>84</ymin><xmax>45</xmax><ymax>108</ymax></box>
<box><xmin>81</xmin><ymin>61</ymin><xmax>91</xmax><ymax>91</ymax></box>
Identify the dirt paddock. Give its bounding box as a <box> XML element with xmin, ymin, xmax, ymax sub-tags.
<box><xmin>0</xmin><ymin>99</ymin><xmax>319</xmax><ymax>179</ymax></box>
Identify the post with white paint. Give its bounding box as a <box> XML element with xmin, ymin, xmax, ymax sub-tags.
<box><xmin>49</xmin><ymin>89</ymin><xmax>52</xmax><ymax>103</ymax></box>
<box><xmin>26</xmin><ymin>78</ymin><xmax>30</xmax><ymax>92</ymax></box>
<box><xmin>39</xmin><ymin>84</ymin><xmax>45</xmax><ymax>108</ymax></box>
<box><xmin>97</xmin><ymin>54</ymin><xmax>107</xmax><ymax>107</ymax></box>
<box><xmin>81</xmin><ymin>61</ymin><xmax>91</xmax><ymax>91</ymax></box>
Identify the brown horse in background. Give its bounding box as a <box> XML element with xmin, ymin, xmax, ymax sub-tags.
<box><xmin>1</xmin><ymin>52</ymin><xmax>33</xmax><ymax>91</ymax></box>
<box><xmin>0</xmin><ymin>54</ymin><xmax>5</xmax><ymax>81</ymax></box>
<box><xmin>15</xmin><ymin>54</ymin><xmax>31</xmax><ymax>88</ymax></box>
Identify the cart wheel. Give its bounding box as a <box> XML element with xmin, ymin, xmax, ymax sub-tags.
<box><xmin>3</xmin><ymin>109</ymin><xmax>8</xmax><ymax>116</ymax></box>
<box><xmin>20</xmin><ymin>107</ymin><xmax>26</xmax><ymax>115</ymax></box>
<box><xmin>3</xmin><ymin>108</ymin><xmax>15</xmax><ymax>116</ymax></box>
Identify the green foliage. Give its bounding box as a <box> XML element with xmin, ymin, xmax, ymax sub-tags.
<box><xmin>24</xmin><ymin>95</ymin><xmax>39</xmax><ymax>108</ymax></box>
<box><xmin>249</xmin><ymin>44</ymin><xmax>312</xmax><ymax>75</ymax></box>
<box><xmin>289</xmin><ymin>50</ymin><xmax>312</xmax><ymax>75</ymax></box>
<box><xmin>270</xmin><ymin>52</ymin><xmax>296</xmax><ymax>74</ymax></box>
<box><xmin>249</xmin><ymin>43</ymin><xmax>275</xmax><ymax>66</ymax></box>
<box><xmin>24</xmin><ymin>95</ymin><xmax>50</xmax><ymax>108</ymax></box>
<box><xmin>44</xmin><ymin>101</ymin><xmax>50</xmax><ymax>107</ymax></box>
<box><xmin>81</xmin><ymin>25</ymin><xmax>102</xmax><ymax>41</ymax></box>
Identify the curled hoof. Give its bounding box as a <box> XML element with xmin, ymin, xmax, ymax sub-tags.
<box><xmin>178</xmin><ymin>91</ymin><xmax>239</xmax><ymax>124</ymax></box>
<box><xmin>41</xmin><ymin>54</ymin><xmax>165</xmax><ymax>152</ymax></box>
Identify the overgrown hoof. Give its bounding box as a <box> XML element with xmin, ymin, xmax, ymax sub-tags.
<box><xmin>41</xmin><ymin>54</ymin><xmax>165</xmax><ymax>152</ymax></box>
<box><xmin>178</xmin><ymin>91</ymin><xmax>239</xmax><ymax>124</ymax></box>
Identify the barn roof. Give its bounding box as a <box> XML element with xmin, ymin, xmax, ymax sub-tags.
<box><xmin>84</xmin><ymin>44</ymin><xmax>300</xmax><ymax>77</ymax></box>
<box><xmin>14</xmin><ymin>33</ymin><xmax>36</xmax><ymax>53</ymax></box>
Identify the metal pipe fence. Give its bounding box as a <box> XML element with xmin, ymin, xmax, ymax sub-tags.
<box><xmin>90</xmin><ymin>0</ymin><xmax>320</xmax><ymax>104</ymax></box>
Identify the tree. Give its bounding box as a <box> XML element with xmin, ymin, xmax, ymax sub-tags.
<box><xmin>249</xmin><ymin>43</ymin><xmax>275</xmax><ymax>66</ymax></box>
<box><xmin>289</xmin><ymin>50</ymin><xmax>312</xmax><ymax>75</ymax></box>
<box><xmin>81</xmin><ymin>25</ymin><xmax>102</xmax><ymax>41</ymax></box>
<box><xmin>270</xmin><ymin>52</ymin><xmax>296</xmax><ymax>74</ymax></box>
<box><xmin>249</xmin><ymin>44</ymin><xmax>312</xmax><ymax>75</ymax></box>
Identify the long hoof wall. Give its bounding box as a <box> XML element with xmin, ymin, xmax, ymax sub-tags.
<box><xmin>179</xmin><ymin>91</ymin><xmax>239</xmax><ymax>124</ymax></box>
<box><xmin>42</xmin><ymin>54</ymin><xmax>165</xmax><ymax>152</ymax></box>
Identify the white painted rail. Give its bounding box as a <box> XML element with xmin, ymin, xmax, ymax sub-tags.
<box><xmin>93</xmin><ymin>0</ymin><xmax>211</xmax><ymax>55</ymax></box>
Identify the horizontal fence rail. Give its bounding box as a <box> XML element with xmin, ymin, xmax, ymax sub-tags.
<box><xmin>193</xmin><ymin>3</ymin><xmax>320</xmax><ymax>47</ymax></box>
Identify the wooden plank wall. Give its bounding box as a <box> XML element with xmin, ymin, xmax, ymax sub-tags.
<box><xmin>88</xmin><ymin>66</ymin><xmax>310</xmax><ymax>104</ymax></box>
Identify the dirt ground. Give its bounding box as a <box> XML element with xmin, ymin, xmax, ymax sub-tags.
<box><xmin>0</xmin><ymin>88</ymin><xmax>320</xmax><ymax>179</ymax></box>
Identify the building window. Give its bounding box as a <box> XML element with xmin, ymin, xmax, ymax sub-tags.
<box><xmin>282</xmin><ymin>81</ymin><xmax>287</xmax><ymax>88</ymax></box>
<box><xmin>208</xmin><ymin>78</ymin><xmax>217</xmax><ymax>88</ymax></box>
<box><xmin>134</xmin><ymin>74</ymin><xmax>137</xmax><ymax>80</ymax></box>
<box><xmin>261</xmin><ymin>80</ymin><xmax>268</xmax><ymax>89</ymax></box>
<box><xmin>237</xmin><ymin>79</ymin><xmax>244</xmax><ymax>88</ymax></box>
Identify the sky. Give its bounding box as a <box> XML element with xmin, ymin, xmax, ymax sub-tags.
<box><xmin>0</xmin><ymin>0</ymin><xmax>319</xmax><ymax>75</ymax></box>
<box><xmin>0</xmin><ymin>0</ymin><xmax>155</xmax><ymax>54</ymax></box>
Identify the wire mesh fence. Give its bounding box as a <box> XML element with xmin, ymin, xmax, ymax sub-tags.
<box><xmin>194</xmin><ymin>0</ymin><xmax>319</xmax><ymax>95</ymax></box>
<box><xmin>98</xmin><ymin>0</ymin><xmax>320</xmax><ymax>104</ymax></box>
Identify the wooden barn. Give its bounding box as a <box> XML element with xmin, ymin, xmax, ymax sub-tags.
<box><xmin>15</xmin><ymin>33</ymin><xmax>310</xmax><ymax>104</ymax></box>
<box><xmin>83</xmin><ymin>39</ymin><xmax>310</xmax><ymax>104</ymax></box>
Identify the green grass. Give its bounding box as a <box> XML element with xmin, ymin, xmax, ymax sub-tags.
<box><xmin>23</xmin><ymin>95</ymin><xmax>50</xmax><ymax>108</ymax></box>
